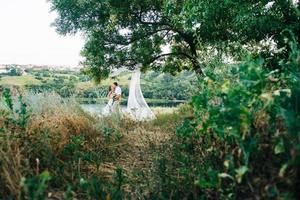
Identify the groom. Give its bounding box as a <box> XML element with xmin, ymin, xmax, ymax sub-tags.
<box><xmin>111</xmin><ymin>82</ymin><xmax>122</xmax><ymax>114</ymax></box>
<box><xmin>112</xmin><ymin>82</ymin><xmax>122</xmax><ymax>103</ymax></box>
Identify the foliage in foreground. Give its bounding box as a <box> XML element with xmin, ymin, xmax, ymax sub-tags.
<box><xmin>148</xmin><ymin>40</ymin><xmax>300</xmax><ymax>199</ymax></box>
<box><xmin>0</xmin><ymin>91</ymin><xmax>127</xmax><ymax>199</ymax></box>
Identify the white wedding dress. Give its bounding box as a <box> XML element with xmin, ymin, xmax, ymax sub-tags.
<box><xmin>127</xmin><ymin>70</ymin><xmax>155</xmax><ymax>121</ymax></box>
<box><xmin>102</xmin><ymin>98</ymin><xmax>114</xmax><ymax>116</ymax></box>
<box><xmin>101</xmin><ymin>68</ymin><xmax>155</xmax><ymax>120</ymax></box>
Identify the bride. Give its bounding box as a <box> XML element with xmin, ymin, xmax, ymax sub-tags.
<box><xmin>102</xmin><ymin>85</ymin><xmax>115</xmax><ymax>115</ymax></box>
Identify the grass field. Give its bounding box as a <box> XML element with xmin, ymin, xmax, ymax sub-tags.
<box><xmin>75</xmin><ymin>71</ymin><xmax>152</xmax><ymax>89</ymax></box>
<box><xmin>0</xmin><ymin>75</ymin><xmax>41</xmax><ymax>86</ymax></box>
<box><xmin>0</xmin><ymin>72</ymin><xmax>133</xmax><ymax>89</ymax></box>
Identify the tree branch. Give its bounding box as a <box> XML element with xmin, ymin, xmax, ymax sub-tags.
<box><xmin>136</xmin><ymin>10</ymin><xmax>198</xmax><ymax>57</ymax></box>
<box><xmin>150</xmin><ymin>52</ymin><xmax>194</xmax><ymax>63</ymax></box>
<box><xmin>107</xmin><ymin>28</ymin><xmax>171</xmax><ymax>46</ymax></box>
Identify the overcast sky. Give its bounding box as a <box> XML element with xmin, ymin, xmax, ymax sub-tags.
<box><xmin>0</xmin><ymin>0</ymin><xmax>84</xmax><ymax>67</ymax></box>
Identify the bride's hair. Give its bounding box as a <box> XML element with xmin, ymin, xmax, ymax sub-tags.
<box><xmin>108</xmin><ymin>86</ymin><xmax>112</xmax><ymax>92</ymax></box>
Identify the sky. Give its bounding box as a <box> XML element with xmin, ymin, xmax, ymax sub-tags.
<box><xmin>0</xmin><ymin>0</ymin><xmax>84</xmax><ymax>67</ymax></box>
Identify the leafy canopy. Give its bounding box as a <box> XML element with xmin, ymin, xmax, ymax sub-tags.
<box><xmin>50</xmin><ymin>0</ymin><xmax>300</xmax><ymax>81</ymax></box>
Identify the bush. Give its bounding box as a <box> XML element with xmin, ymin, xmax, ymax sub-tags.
<box><xmin>150</xmin><ymin>40</ymin><xmax>300</xmax><ymax>199</ymax></box>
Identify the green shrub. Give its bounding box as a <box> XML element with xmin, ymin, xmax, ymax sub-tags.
<box><xmin>151</xmin><ymin>39</ymin><xmax>300</xmax><ymax>199</ymax></box>
<box><xmin>21</xmin><ymin>171</ymin><xmax>51</xmax><ymax>200</ymax></box>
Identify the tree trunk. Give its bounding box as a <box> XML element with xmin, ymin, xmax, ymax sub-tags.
<box><xmin>191</xmin><ymin>56</ymin><xmax>205</xmax><ymax>77</ymax></box>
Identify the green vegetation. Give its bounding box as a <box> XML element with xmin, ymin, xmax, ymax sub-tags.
<box><xmin>1</xmin><ymin>45</ymin><xmax>299</xmax><ymax>198</ymax></box>
<box><xmin>0</xmin><ymin>69</ymin><xmax>196</xmax><ymax>102</ymax></box>
<box><xmin>51</xmin><ymin>0</ymin><xmax>299</xmax><ymax>81</ymax></box>
<box><xmin>0</xmin><ymin>0</ymin><xmax>299</xmax><ymax>199</ymax></box>
<box><xmin>0</xmin><ymin>75</ymin><xmax>42</xmax><ymax>86</ymax></box>
<box><xmin>156</xmin><ymin>48</ymin><xmax>300</xmax><ymax>199</ymax></box>
<box><xmin>0</xmin><ymin>90</ymin><xmax>190</xmax><ymax>199</ymax></box>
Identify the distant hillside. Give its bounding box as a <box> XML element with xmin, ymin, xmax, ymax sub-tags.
<box><xmin>0</xmin><ymin>69</ymin><xmax>197</xmax><ymax>102</ymax></box>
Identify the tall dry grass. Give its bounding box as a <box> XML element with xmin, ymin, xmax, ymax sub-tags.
<box><xmin>0</xmin><ymin>91</ymin><xmax>125</xmax><ymax>199</ymax></box>
<box><xmin>0</xmin><ymin>140</ymin><xmax>24</xmax><ymax>199</ymax></box>
<box><xmin>0</xmin><ymin>90</ymin><xmax>191</xmax><ymax>199</ymax></box>
<box><xmin>25</xmin><ymin>93</ymin><xmax>98</xmax><ymax>150</ymax></box>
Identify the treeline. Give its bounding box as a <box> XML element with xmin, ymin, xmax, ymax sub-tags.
<box><xmin>24</xmin><ymin>70</ymin><xmax>197</xmax><ymax>101</ymax></box>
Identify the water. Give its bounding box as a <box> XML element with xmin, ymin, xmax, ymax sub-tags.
<box><xmin>80</xmin><ymin>99</ymin><xmax>185</xmax><ymax>107</ymax></box>
<box><xmin>80</xmin><ymin>104</ymin><xmax>127</xmax><ymax>115</ymax></box>
<box><xmin>80</xmin><ymin>102</ymin><xmax>182</xmax><ymax>115</ymax></box>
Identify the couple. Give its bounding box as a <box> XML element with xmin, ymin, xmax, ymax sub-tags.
<box><xmin>104</xmin><ymin>82</ymin><xmax>122</xmax><ymax>114</ymax></box>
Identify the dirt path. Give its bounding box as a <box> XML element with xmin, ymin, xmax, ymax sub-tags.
<box><xmin>120</xmin><ymin>126</ymin><xmax>172</xmax><ymax>197</ymax></box>
<box><xmin>98</xmin><ymin>124</ymin><xmax>173</xmax><ymax>198</ymax></box>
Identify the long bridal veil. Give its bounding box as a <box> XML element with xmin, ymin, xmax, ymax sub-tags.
<box><xmin>127</xmin><ymin>70</ymin><xmax>155</xmax><ymax>121</ymax></box>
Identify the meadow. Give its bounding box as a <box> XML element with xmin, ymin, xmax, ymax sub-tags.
<box><xmin>0</xmin><ymin>75</ymin><xmax>42</xmax><ymax>86</ymax></box>
<box><xmin>0</xmin><ymin>90</ymin><xmax>191</xmax><ymax>199</ymax></box>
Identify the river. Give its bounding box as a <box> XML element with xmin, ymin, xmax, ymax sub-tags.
<box><xmin>80</xmin><ymin>104</ymin><xmax>126</xmax><ymax>115</ymax></box>
<box><xmin>80</xmin><ymin>102</ymin><xmax>183</xmax><ymax>115</ymax></box>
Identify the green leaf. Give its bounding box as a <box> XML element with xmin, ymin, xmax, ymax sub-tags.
<box><xmin>274</xmin><ymin>140</ymin><xmax>285</xmax><ymax>154</ymax></box>
<box><xmin>265</xmin><ymin>185</ymin><xmax>278</xmax><ymax>197</ymax></box>
<box><xmin>235</xmin><ymin>166</ymin><xmax>249</xmax><ymax>183</ymax></box>
<box><xmin>39</xmin><ymin>171</ymin><xmax>51</xmax><ymax>180</ymax></box>
<box><xmin>218</xmin><ymin>173</ymin><xmax>234</xmax><ymax>180</ymax></box>
<box><xmin>279</xmin><ymin>163</ymin><xmax>288</xmax><ymax>177</ymax></box>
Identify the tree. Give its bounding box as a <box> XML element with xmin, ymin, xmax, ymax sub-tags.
<box><xmin>50</xmin><ymin>0</ymin><xmax>299</xmax><ymax>81</ymax></box>
<box><xmin>7</xmin><ymin>66</ymin><xmax>22</xmax><ymax>76</ymax></box>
